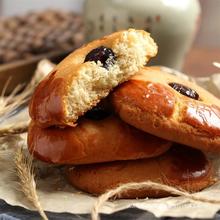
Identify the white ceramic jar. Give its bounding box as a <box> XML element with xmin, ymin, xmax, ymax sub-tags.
<box><xmin>83</xmin><ymin>0</ymin><xmax>201</xmax><ymax>70</ymax></box>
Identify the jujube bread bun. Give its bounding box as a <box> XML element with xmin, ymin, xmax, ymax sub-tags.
<box><xmin>28</xmin><ymin>115</ymin><xmax>171</xmax><ymax>165</ymax></box>
<box><xmin>111</xmin><ymin>66</ymin><xmax>220</xmax><ymax>153</ymax></box>
<box><xmin>66</xmin><ymin>145</ymin><xmax>214</xmax><ymax>198</ymax></box>
<box><xmin>29</xmin><ymin>29</ymin><xmax>157</xmax><ymax>128</ymax></box>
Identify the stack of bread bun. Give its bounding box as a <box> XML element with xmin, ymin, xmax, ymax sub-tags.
<box><xmin>28</xmin><ymin>29</ymin><xmax>220</xmax><ymax>198</ymax></box>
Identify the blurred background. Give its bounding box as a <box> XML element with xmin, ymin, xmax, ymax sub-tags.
<box><xmin>0</xmin><ymin>0</ymin><xmax>219</xmax><ymax>93</ymax></box>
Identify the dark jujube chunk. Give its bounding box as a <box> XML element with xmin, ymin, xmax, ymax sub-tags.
<box><xmin>85</xmin><ymin>106</ymin><xmax>111</xmax><ymax>120</ymax></box>
<box><xmin>84</xmin><ymin>46</ymin><xmax>116</xmax><ymax>69</ymax></box>
<box><xmin>169</xmin><ymin>82</ymin><xmax>199</xmax><ymax>100</ymax></box>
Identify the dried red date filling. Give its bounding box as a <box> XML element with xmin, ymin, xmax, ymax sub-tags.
<box><xmin>84</xmin><ymin>46</ymin><xmax>116</xmax><ymax>69</ymax></box>
<box><xmin>169</xmin><ymin>82</ymin><xmax>199</xmax><ymax>100</ymax></box>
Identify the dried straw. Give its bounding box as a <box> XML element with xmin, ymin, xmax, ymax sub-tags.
<box><xmin>91</xmin><ymin>181</ymin><xmax>220</xmax><ymax>220</ymax></box>
<box><xmin>0</xmin><ymin>121</ymin><xmax>29</xmax><ymax>137</ymax></box>
<box><xmin>0</xmin><ymin>59</ymin><xmax>55</xmax><ymax>135</ymax></box>
<box><xmin>14</xmin><ymin>147</ymin><xmax>48</xmax><ymax>220</ymax></box>
<box><xmin>0</xmin><ymin>79</ymin><xmax>28</xmax><ymax>119</ymax></box>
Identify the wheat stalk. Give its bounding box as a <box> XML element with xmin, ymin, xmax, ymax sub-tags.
<box><xmin>0</xmin><ymin>121</ymin><xmax>29</xmax><ymax>137</ymax></box>
<box><xmin>0</xmin><ymin>59</ymin><xmax>55</xmax><ymax>135</ymax></box>
<box><xmin>14</xmin><ymin>147</ymin><xmax>48</xmax><ymax>220</ymax></box>
<box><xmin>0</xmin><ymin>80</ymin><xmax>27</xmax><ymax>119</ymax></box>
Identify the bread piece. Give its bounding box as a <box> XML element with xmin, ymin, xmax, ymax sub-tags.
<box><xmin>28</xmin><ymin>115</ymin><xmax>171</xmax><ymax>165</ymax></box>
<box><xmin>111</xmin><ymin>67</ymin><xmax>220</xmax><ymax>152</ymax></box>
<box><xmin>29</xmin><ymin>29</ymin><xmax>157</xmax><ymax>127</ymax></box>
<box><xmin>66</xmin><ymin>145</ymin><xmax>215</xmax><ymax>198</ymax></box>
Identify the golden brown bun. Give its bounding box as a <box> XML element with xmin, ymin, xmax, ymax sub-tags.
<box><xmin>111</xmin><ymin>67</ymin><xmax>220</xmax><ymax>153</ymax></box>
<box><xmin>28</xmin><ymin>115</ymin><xmax>171</xmax><ymax>165</ymax></box>
<box><xmin>66</xmin><ymin>145</ymin><xmax>215</xmax><ymax>198</ymax></box>
<box><xmin>29</xmin><ymin>29</ymin><xmax>157</xmax><ymax>128</ymax></box>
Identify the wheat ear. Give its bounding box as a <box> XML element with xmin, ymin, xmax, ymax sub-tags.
<box><xmin>14</xmin><ymin>147</ymin><xmax>48</xmax><ymax>220</ymax></box>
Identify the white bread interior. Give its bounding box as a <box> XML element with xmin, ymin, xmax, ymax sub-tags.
<box><xmin>66</xmin><ymin>30</ymin><xmax>157</xmax><ymax>122</ymax></box>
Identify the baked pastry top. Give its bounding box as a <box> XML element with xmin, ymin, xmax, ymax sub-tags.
<box><xmin>111</xmin><ymin>66</ymin><xmax>220</xmax><ymax>152</ymax></box>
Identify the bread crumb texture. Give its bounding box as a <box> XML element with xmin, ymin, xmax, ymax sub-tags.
<box><xmin>66</xmin><ymin>29</ymin><xmax>157</xmax><ymax>121</ymax></box>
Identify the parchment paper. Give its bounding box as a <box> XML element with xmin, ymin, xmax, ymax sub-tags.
<box><xmin>0</xmin><ymin>62</ymin><xmax>220</xmax><ymax>219</ymax></box>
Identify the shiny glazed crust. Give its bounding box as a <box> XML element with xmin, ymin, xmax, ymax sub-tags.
<box><xmin>28</xmin><ymin>116</ymin><xmax>171</xmax><ymax>165</ymax></box>
<box><xmin>111</xmin><ymin>67</ymin><xmax>220</xmax><ymax>153</ymax></box>
<box><xmin>66</xmin><ymin>145</ymin><xmax>215</xmax><ymax>198</ymax></box>
<box><xmin>29</xmin><ymin>29</ymin><xmax>157</xmax><ymax>128</ymax></box>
